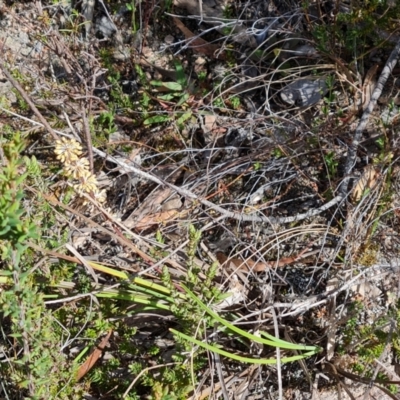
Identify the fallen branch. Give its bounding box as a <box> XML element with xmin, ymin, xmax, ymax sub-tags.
<box><xmin>172</xmin><ymin>16</ymin><xmax>227</xmax><ymax>60</ymax></box>
<box><xmin>0</xmin><ymin>97</ymin><xmax>343</xmax><ymax>225</ymax></box>
<box><xmin>0</xmin><ymin>58</ymin><xmax>60</xmax><ymax>141</ymax></box>
<box><xmin>91</xmin><ymin>146</ymin><xmax>344</xmax><ymax>225</ymax></box>
<box><xmin>340</xmin><ymin>37</ymin><xmax>400</xmax><ymax>197</ymax></box>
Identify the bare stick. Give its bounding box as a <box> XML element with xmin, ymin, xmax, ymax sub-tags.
<box><xmin>91</xmin><ymin>146</ymin><xmax>343</xmax><ymax>225</ymax></box>
<box><xmin>0</xmin><ymin>100</ymin><xmax>342</xmax><ymax>225</ymax></box>
<box><xmin>81</xmin><ymin>105</ymin><xmax>94</xmax><ymax>172</ymax></box>
<box><xmin>0</xmin><ymin>60</ymin><xmax>59</xmax><ymax>141</ymax></box>
<box><xmin>340</xmin><ymin>38</ymin><xmax>400</xmax><ymax>197</ymax></box>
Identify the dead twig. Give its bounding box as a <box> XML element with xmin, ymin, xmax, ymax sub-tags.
<box><xmin>81</xmin><ymin>105</ymin><xmax>94</xmax><ymax>172</ymax></box>
<box><xmin>340</xmin><ymin>37</ymin><xmax>400</xmax><ymax>197</ymax></box>
<box><xmin>92</xmin><ymin>146</ymin><xmax>344</xmax><ymax>225</ymax></box>
<box><xmin>172</xmin><ymin>16</ymin><xmax>227</xmax><ymax>60</ymax></box>
<box><xmin>215</xmin><ymin>241</ymin><xmax>316</xmax><ymax>272</ymax></box>
<box><xmin>0</xmin><ymin>59</ymin><xmax>59</xmax><ymax>141</ymax></box>
<box><xmin>65</xmin><ymin>243</ymin><xmax>99</xmax><ymax>284</ymax></box>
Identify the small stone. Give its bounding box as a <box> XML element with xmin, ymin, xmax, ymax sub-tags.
<box><xmin>164</xmin><ymin>35</ymin><xmax>175</xmax><ymax>45</ymax></box>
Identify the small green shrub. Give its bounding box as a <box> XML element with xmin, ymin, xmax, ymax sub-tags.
<box><xmin>0</xmin><ymin>133</ymin><xmax>81</xmax><ymax>398</ymax></box>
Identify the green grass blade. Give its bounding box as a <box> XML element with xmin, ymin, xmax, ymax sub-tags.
<box><xmin>131</xmin><ymin>277</ymin><xmax>172</xmax><ymax>296</ymax></box>
<box><xmin>96</xmin><ymin>290</ymin><xmax>171</xmax><ymax>311</ymax></box>
<box><xmin>127</xmin><ymin>284</ymin><xmax>174</xmax><ymax>301</ymax></box>
<box><xmin>170</xmin><ymin>328</ymin><xmax>318</xmax><ymax>364</ymax></box>
<box><xmin>88</xmin><ymin>261</ymin><xmax>129</xmax><ymax>280</ymax></box>
<box><xmin>174</xmin><ymin>60</ymin><xmax>187</xmax><ymax>87</ymax></box>
<box><xmin>181</xmin><ymin>284</ymin><xmax>320</xmax><ymax>352</ymax></box>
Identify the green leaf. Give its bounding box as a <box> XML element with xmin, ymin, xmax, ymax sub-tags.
<box><xmin>150</xmin><ymin>80</ymin><xmax>183</xmax><ymax>91</ymax></box>
<box><xmin>176</xmin><ymin>111</ymin><xmax>192</xmax><ymax>126</ymax></box>
<box><xmin>174</xmin><ymin>60</ymin><xmax>187</xmax><ymax>87</ymax></box>
<box><xmin>143</xmin><ymin>115</ymin><xmax>171</xmax><ymax>125</ymax></box>
<box><xmin>96</xmin><ymin>290</ymin><xmax>171</xmax><ymax>311</ymax></box>
<box><xmin>88</xmin><ymin>261</ymin><xmax>129</xmax><ymax>280</ymax></box>
<box><xmin>176</xmin><ymin>93</ymin><xmax>190</xmax><ymax>107</ymax></box>
<box><xmin>150</xmin><ymin>79</ymin><xmax>163</xmax><ymax>86</ymax></box>
<box><xmin>170</xmin><ymin>329</ymin><xmax>318</xmax><ymax>364</ymax></box>
<box><xmin>157</xmin><ymin>93</ymin><xmax>177</xmax><ymax>101</ymax></box>
<box><xmin>9</xmin><ymin>333</ymin><xmax>23</xmax><ymax>338</ymax></box>
<box><xmin>162</xmin><ymin>82</ymin><xmax>183</xmax><ymax>91</ymax></box>
<box><xmin>132</xmin><ymin>276</ymin><xmax>174</xmax><ymax>296</ymax></box>
<box><xmin>0</xmin><ymin>225</ymin><xmax>11</xmax><ymax>236</ymax></box>
<box><xmin>273</xmin><ymin>48</ymin><xmax>282</xmax><ymax>57</ymax></box>
<box><xmin>180</xmin><ymin>284</ymin><xmax>320</xmax><ymax>352</ymax></box>
<box><xmin>15</xmin><ymin>173</ymin><xmax>28</xmax><ymax>185</ymax></box>
<box><xmin>7</xmin><ymin>201</ymin><xmax>21</xmax><ymax>214</ymax></box>
<box><xmin>0</xmin><ymin>269</ymin><xmax>13</xmax><ymax>276</ymax></box>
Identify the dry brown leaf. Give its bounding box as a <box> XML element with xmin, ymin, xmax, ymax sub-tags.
<box><xmin>172</xmin><ymin>17</ymin><xmax>226</xmax><ymax>60</ymax></box>
<box><xmin>77</xmin><ymin>330</ymin><xmax>112</xmax><ymax>381</ymax></box>
<box><xmin>202</xmin><ymin>114</ymin><xmax>218</xmax><ymax>135</ymax></box>
<box><xmin>215</xmin><ymin>274</ymin><xmax>247</xmax><ymax>309</ymax></box>
<box><xmin>161</xmin><ymin>195</ymin><xmax>182</xmax><ymax>211</ymax></box>
<box><xmin>351</xmin><ymin>165</ymin><xmax>380</xmax><ymax>202</ymax></box>
<box><xmin>124</xmin><ymin>188</ymin><xmax>173</xmax><ymax>229</ymax></box>
<box><xmin>362</xmin><ymin>64</ymin><xmax>379</xmax><ymax>110</ymax></box>
<box><xmin>216</xmin><ymin>251</ymin><xmax>269</xmax><ymax>272</ymax></box>
<box><xmin>135</xmin><ymin>209</ymin><xmax>180</xmax><ymax>230</ymax></box>
<box><xmin>216</xmin><ymin>243</ymin><xmax>315</xmax><ymax>272</ymax></box>
<box><xmin>351</xmin><ymin>280</ymin><xmax>382</xmax><ymax>300</ymax></box>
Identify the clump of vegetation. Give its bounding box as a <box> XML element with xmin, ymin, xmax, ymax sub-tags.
<box><xmin>337</xmin><ymin>298</ymin><xmax>400</xmax><ymax>394</ymax></box>
<box><xmin>0</xmin><ymin>134</ymin><xmax>83</xmax><ymax>398</ymax></box>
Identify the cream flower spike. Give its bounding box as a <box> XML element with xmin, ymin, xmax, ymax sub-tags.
<box><xmin>54</xmin><ymin>138</ymin><xmax>82</xmax><ymax>164</ymax></box>
<box><xmin>74</xmin><ymin>169</ymin><xmax>98</xmax><ymax>194</ymax></box>
<box><xmin>55</xmin><ymin>137</ymin><xmax>106</xmax><ymax>204</ymax></box>
<box><xmin>65</xmin><ymin>157</ymin><xmax>90</xmax><ymax>179</ymax></box>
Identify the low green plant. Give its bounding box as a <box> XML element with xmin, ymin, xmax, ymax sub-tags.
<box><xmin>322</xmin><ymin>75</ymin><xmax>336</xmax><ymax>116</ymax></box>
<box><xmin>272</xmin><ymin>147</ymin><xmax>283</xmax><ymax>158</ymax></box>
<box><xmin>171</xmin><ymin>284</ymin><xmax>321</xmax><ymax>364</ymax></box>
<box><xmin>310</xmin><ymin>0</ymin><xmax>400</xmax><ymax>70</ymax></box>
<box><xmin>0</xmin><ymin>133</ymin><xmax>81</xmax><ymax>398</ymax></box>
<box><xmin>91</xmin><ymin>224</ymin><xmax>320</xmax><ymax>397</ymax></box>
<box><xmin>94</xmin><ymin>109</ymin><xmax>119</xmax><ymax>144</ymax></box>
<box><xmin>108</xmin><ymin>73</ymin><xmax>135</xmax><ymax>110</ymax></box>
<box><xmin>338</xmin><ymin>299</ymin><xmax>400</xmax><ymax>394</ymax></box>
<box><xmin>213</xmin><ymin>96</ymin><xmax>225</xmax><ymax>108</ymax></box>
<box><xmin>143</xmin><ymin>61</ymin><xmax>194</xmax><ymax>128</ymax></box>
<box><xmin>324</xmin><ymin>151</ymin><xmax>338</xmax><ymax>179</ymax></box>
<box><xmin>58</xmin><ymin>8</ymin><xmax>87</xmax><ymax>37</ymax></box>
<box><xmin>197</xmin><ymin>70</ymin><xmax>207</xmax><ymax>81</ymax></box>
<box><xmin>230</xmin><ymin>95</ymin><xmax>241</xmax><ymax>110</ymax></box>
<box><xmin>125</xmin><ymin>0</ymin><xmax>138</xmax><ymax>33</ymax></box>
